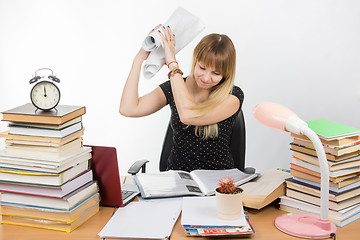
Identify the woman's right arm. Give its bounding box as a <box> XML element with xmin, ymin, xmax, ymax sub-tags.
<box><xmin>119</xmin><ymin>49</ymin><xmax>167</xmax><ymax>117</ymax></box>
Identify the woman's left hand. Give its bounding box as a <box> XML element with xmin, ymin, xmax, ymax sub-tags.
<box><xmin>158</xmin><ymin>26</ymin><xmax>177</xmax><ymax>67</ymax></box>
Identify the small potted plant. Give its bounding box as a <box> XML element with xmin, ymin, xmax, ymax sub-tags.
<box><xmin>215</xmin><ymin>177</ymin><xmax>243</xmax><ymax>220</ymax></box>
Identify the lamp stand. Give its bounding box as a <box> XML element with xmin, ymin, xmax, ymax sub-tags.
<box><xmin>275</xmin><ymin>127</ymin><xmax>336</xmax><ymax>238</ymax></box>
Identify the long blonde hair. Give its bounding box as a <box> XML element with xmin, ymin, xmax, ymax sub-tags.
<box><xmin>190</xmin><ymin>34</ymin><xmax>237</xmax><ymax>139</ymax></box>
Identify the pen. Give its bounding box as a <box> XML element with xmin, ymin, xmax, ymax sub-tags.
<box><xmin>276</xmin><ymin>168</ymin><xmax>290</xmax><ymax>173</ymax></box>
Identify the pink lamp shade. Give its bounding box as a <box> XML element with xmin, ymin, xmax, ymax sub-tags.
<box><xmin>252</xmin><ymin>102</ymin><xmax>297</xmax><ymax>132</ymax></box>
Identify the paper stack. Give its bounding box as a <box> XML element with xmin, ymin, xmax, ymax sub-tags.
<box><xmin>181</xmin><ymin>196</ymin><xmax>255</xmax><ymax>237</ymax></box>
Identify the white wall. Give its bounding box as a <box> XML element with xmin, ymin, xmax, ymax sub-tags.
<box><xmin>1</xmin><ymin>0</ymin><xmax>360</xmax><ymax>175</ymax></box>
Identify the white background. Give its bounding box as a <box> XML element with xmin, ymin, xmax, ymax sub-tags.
<box><xmin>1</xmin><ymin>0</ymin><xmax>360</xmax><ymax>175</ymax></box>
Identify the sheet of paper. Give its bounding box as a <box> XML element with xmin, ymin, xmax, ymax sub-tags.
<box><xmin>181</xmin><ymin>196</ymin><xmax>247</xmax><ymax>226</ymax></box>
<box><xmin>98</xmin><ymin>198</ymin><xmax>182</xmax><ymax>239</ymax></box>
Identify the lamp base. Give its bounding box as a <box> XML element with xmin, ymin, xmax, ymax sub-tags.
<box><xmin>275</xmin><ymin>213</ymin><xmax>336</xmax><ymax>239</ymax></box>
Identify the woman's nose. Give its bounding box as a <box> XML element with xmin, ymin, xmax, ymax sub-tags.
<box><xmin>203</xmin><ymin>71</ymin><xmax>212</xmax><ymax>81</ymax></box>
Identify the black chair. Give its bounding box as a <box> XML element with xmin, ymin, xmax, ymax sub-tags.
<box><xmin>128</xmin><ymin>109</ymin><xmax>255</xmax><ymax>174</ymax></box>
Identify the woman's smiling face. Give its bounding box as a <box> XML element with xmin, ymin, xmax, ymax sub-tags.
<box><xmin>193</xmin><ymin>61</ymin><xmax>223</xmax><ymax>89</ymax></box>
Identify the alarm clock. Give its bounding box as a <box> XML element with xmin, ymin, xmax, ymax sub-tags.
<box><xmin>29</xmin><ymin>68</ymin><xmax>61</xmax><ymax>111</ymax></box>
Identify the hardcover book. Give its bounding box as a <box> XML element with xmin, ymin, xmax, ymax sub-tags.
<box><xmin>306</xmin><ymin>119</ymin><xmax>360</xmax><ymax>141</ymax></box>
<box><xmin>285</xmin><ymin>188</ymin><xmax>360</xmax><ymax>211</ymax></box>
<box><xmin>0</xmin><ymin>128</ymin><xmax>85</xmax><ymax>146</ymax></box>
<box><xmin>0</xmin><ymin>147</ymin><xmax>91</xmax><ymax>173</ymax></box>
<box><xmin>1</xmin><ymin>103</ymin><xmax>85</xmax><ymax>125</ymax></box>
<box><xmin>0</xmin><ymin>193</ymin><xmax>99</xmax><ymax>222</ymax></box>
<box><xmin>286</xmin><ymin>178</ymin><xmax>360</xmax><ymax>202</ymax></box>
<box><xmin>0</xmin><ymin>181</ymin><xmax>98</xmax><ymax>210</ymax></box>
<box><xmin>0</xmin><ymin>170</ymin><xmax>93</xmax><ymax>198</ymax></box>
<box><xmin>0</xmin><ymin>160</ymin><xmax>90</xmax><ymax>186</ymax></box>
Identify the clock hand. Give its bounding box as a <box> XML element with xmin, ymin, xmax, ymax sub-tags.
<box><xmin>44</xmin><ymin>86</ymin><xmax>47</xmax><ymax>97</ymax></box>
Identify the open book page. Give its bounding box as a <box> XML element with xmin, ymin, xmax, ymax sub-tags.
<box><xmin>241</xmin><ymin>169</ymin><xmax>290</xmax><ymax>196</ymax></box>
<box><xmin>134</xmin><ymin>170</ymin><xmax>203</xmax><ymax>198</ymax></box>
<box><xmin>190</xmin><ymin>168</ymin><xmax>258</xmax><ymax>196</ymax></box>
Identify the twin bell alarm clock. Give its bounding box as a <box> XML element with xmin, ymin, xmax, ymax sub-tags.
<box><xmin>29</xmin><ymin>68</ymin><xmax>61</xmax><ymax>111</ymax></box>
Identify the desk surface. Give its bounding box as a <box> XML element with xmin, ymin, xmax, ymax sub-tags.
<box><xmin>0</xmin><ymin>202</ymin><xmax>357</xmax><ymax>240</ymax></box>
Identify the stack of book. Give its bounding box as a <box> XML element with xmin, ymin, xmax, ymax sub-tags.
<box><xmin>0</xmin><ymin>103</ymin><xmax>100</xmax><ymax>232</ymax></box>
<box><xmin>279</xmin><ymin>119</ymin><xmax>360</xmax><ymax>227</ymax></box>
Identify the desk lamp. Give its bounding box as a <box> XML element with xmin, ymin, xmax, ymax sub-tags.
<box><xmin>253</xmin><ymin>102</ymin><xmax>336</xmax><ymax>239</ymax></box>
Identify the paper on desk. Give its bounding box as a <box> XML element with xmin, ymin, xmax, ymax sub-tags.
<box><xmin>98</xmin><ymin>198</ymin><xmax>182</xmax><ymax>239</ymax></box>
<box><xmin>181</xmin><ymin>196</ymin><xmax>247</xmax><ymax>226</ymax></box>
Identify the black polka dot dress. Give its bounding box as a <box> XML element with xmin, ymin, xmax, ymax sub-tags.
<box><xmin>159</xmin><ymin>79</ymin><xmax>244</xmax><ymax>172</ymax></box>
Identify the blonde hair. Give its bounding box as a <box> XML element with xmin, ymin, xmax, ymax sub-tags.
<box><xmin>190</xmin><ymin>34</ymin><xmax>237</xmax><ymax>139</ymax></box>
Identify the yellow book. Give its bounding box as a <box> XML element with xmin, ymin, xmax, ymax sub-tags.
<box><xmin>0</xmin><ymin>193</ymin><xmax>99</xmax><ymax>222</ymax></box>
<box><xmin>1</xmin><ymin>202</ymin><xmax>99</xmax><ymax>232</ymax></box>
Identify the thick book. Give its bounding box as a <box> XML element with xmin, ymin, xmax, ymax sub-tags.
<box><xmin>0</xmin><ymin>160</ymin><xmax>90</xmax><ymax>186</ymax></box>
<box><xmin>8</xmin><ymin>116</ymin><xmax>82</xmax><ymax>130</ymax></box>
<box><xmin>292</xmin><ymin>151</ymin><xmax>360</xmax><ymax>171</ymax></box>
<box><xmin>1</xmin><ymin>103</ymin><xmax>86</xmax><ymax>125</ymax></box>
<box><xmin>290</xmin><ymin>168</ymin><xmax>360</xmax><ymax>188</ymax></box>
<box><xmin>292</xmin><ymin>139</ymin><xmax>360</xmax><ymax>156</ymax></box>
<box><xmin>290</xmin><ymin>160</ymin><xmax>360</xmax><ymax>180</ymax></box>
<box><xmin>5</xmin><ymin>137</ymin><xmax>83</xmax><ymax>158</ymax></box>
<box><xmin>285</xmin><ymin>187</ymin><xmax>360</xmax><ymax>211</ymax></box>
<box><xmin>0</xmin><ymin>147</ymin><xmax>91</xmax><ymax>173</ymax></box>
<box><xmin>0</xmin><ymin>201</ymin><xmax>99</xmax><ymax>232</ymax></box>
<box><xmin>240</xmin><ymin>169</ymin><xmax>290</xmax><ymax>210</ymax></box>
<box><xmin>279</xmin><ymin>196</ymin><xmax>360</xmax><ymax>227</ymax></box>
<box><xmin>0</xmin><ymin>193</ymin><xmax>99</xmax><ymax>222</ymax></box>
<box><xmin>0</xmin><ymin>169</ymin><xmax>93</xmax><ymax>198</ymax></box>
<box><xmin>134</xmin><ymin>168</ymin><xmax>258</xmax><ymax>199</ymax></box>
<box><xmin>8</xmin><ymin>121</ymin><xmax>83</xmax><ymax>138</ymax></box>
<box><xmin>291</xmin><ymin>132</ymin><xmax>360</xmax><ymax>147</ymax></box>
<box><xmin>0</xmin><ymin>128</ymin><xmax>84</xmax><ymax>146</ymax></box>
<box><xmin>286</xmin><ymin>178</ymin><xmax>360</xmax><ymax>202</ymax></box>
<box><xmin>292</xmin><ymin>176</ymin><xmax>360</xmax><ymax>193</ymax></box>
<box><xmin>306</xmin><ymin>119</ymin><xmax>360</xmax><ymax>141</ymax></box>
<box><xmin>0</xmin><ymin>181</ymin><xmax>99</xmax><ymax>210</ymax></box>
<box><xmin>291</xmin><ymin>143</ymin><xmax>360</xmax><ymax>162</ymax></box>
<box><xmin>0</xmin><ymin>146</ymin><xmax>91</xmax><ymax>164</ymax></box>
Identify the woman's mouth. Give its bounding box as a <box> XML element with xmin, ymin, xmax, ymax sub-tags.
<box><xmin>200</xmin><ymin>79</ymin><xmax>209</xmax><ymax>85</ymax></box>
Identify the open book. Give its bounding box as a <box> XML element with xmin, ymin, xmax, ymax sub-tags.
<box><xmin>134</xmin><ymin>168</ymin><xmax>258</xmax><ymax>199</ymax></box>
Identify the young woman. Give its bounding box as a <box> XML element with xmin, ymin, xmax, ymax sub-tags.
<box><xmin>120</xmin><ymin>25</ymin><xmax>243</xmax><ymax>172</ymax></box>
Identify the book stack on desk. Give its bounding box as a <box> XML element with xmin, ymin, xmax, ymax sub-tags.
<box><xmin>279</xmin><ymin>119</ymin><xmax>360</xmax><ymax>227</ymax></box>
<box><xmin>0</xmin><ymin>103</ymin><xmax>100</xmax><ymax>232</ymax></box>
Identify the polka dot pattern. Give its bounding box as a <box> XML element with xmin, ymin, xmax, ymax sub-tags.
<box><xmin>159</xmin><ymin>79</ymin><xmax>244</xmax><ymax>172</ymax></box>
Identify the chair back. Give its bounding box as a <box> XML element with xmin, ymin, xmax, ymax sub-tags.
<box><xmin>159</xmin><ymin>110</ymin><xmax>246</xmax><ymax>171</ymax></box>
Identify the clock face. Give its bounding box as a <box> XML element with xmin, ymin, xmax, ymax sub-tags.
<box><xmin>30</xmin><ymin>81</ymin><xmax>60</xmax><ymax>111</ymax></box>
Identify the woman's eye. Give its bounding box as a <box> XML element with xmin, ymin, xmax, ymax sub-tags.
<box><xmin>213</xmin><ymin>72</ymin><xmax>220</xmax><ymax>76</ymax></box>
<box><xmin>199</xmin><ymin>66</ymin><xmax>205</xmax><ymax>70</ymax></box>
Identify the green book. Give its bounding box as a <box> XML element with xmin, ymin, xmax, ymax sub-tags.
<box><xmin>307</xmin><ymin>119</ymin><xmax>360</xmax><ymax>141</ymax></box>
